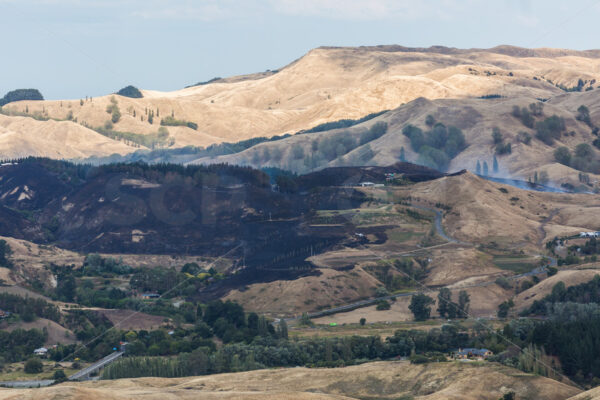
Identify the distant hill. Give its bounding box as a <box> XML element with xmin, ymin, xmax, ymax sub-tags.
<box><xmin>3</xmin><ymin>44</ymin><xmax>600</xmax><ymax>154</ymax></box>
<box><xmin>188</xmin><ymin>94</ymin><xmax>600</xmax><ymax>189</ymax></box>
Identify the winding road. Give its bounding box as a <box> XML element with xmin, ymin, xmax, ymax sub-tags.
<box><xmin>287</xmin><ymin>202</ymin><xmax>553</xmax><ymax>322</ymax></box>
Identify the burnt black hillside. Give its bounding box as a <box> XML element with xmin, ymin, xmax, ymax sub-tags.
<box><xmin>0</xmin><ymin>158</ymin><xmax>446</xmax><ymax>288</ymax></box>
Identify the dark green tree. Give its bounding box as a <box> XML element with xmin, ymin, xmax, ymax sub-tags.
<box><xmin>399</xmin><ymin>146</ymin><xmax>406</xmax><ymax>162</ymax></box>
<box><xmin>492</xmin><ymin>127</ymin><xmax>503</xmax><ymax>144</ymax></box>
<box><xmin>554</xmin><ymin>146</ymin><xmax>572</xmax><ymax>166</ymax></box>
<box><xmin>24</xmin><ymin>357</ymin><xmax>43</xmax><ymax>374</ymax></box>
<box><xmin>457</xmin><ymin>290</ymin><xmax>470</xmax><ymax>318</ymax></box>
<box><xmin>0</xmin><ymin>240</ymin><xmax>12</xmax><ymax>268</ymax></box>
<box><xmin>409</xmin><ymin>293</ymin><xmax>434</xmax><ymax>321</ymax></box>
<box><xmin>277</xmin><ymin>319</ymin><xmax>288</xmax><ymax>339</ymax></box>
<box><xmin>53</xmin><ymin>369</ymin><xmax>67</xmax><ymax>382</ymax></box>
<box><xmin>437</xmin><ymin>288</ymin><xmax>452</xmax><ymax>318</ymax></box>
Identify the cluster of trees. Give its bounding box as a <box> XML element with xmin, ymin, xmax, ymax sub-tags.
<box><xmin>0</xmin><ymin>328</ymin><xmax>47</xmax><ymax>363</ymax></box>
<box><xmin>304</xmin><ymin>122</ymin><xmax>387</xmax><ymax>166</ymax></box>
<box><xmin>95</xmin><ymin>123</ymin><xmax>172</xmax><ymax>149</ymax></box>
<box><xmin>511</xmin><ymin>102</ymin><xmax>570</xmax><ymax>145</ymax></box>
<box><xmin>407</xmin><ymin>289</ymin><xmax>470</xmax><ymax>321</ymax></box>
<box><xmin>51</xmin><ymin>300</ymin><xmax>279</xmax><ymax>364</ymax></box>
<box><xmin>576</xmin><ymin>105</ymin><xmax>594</xmax><ymax>128</ymax></box>
<box><xmin>402</xmin><ymin>119</ymin><xmax>467</xmax><ymax>171</ymax></box>
<box><xmin>0</xmin><ymin>89</ymin><xmax>44</xmax><ymax>107</ymax></box>
<box><xmin>105</xmin><ymin>97</ymin><xmax>122</xmax><ymax>124</ymax></box>
<box><xmin>535</xmin><ymin>115</ymin><xmax>566</xmax><ymax>145</ymax></box>
<box><xmin>52</xmin><ymin>261</ymin><xmax>221</xmax><ymax>312</ymax></box>
<box><xmin>554</xmin><ymin>143</ymin><xmax>600</xmax><ymax>174</ymax></box>
<box><xmin>545</xmin><ymin>236</ymin><xmax>600</xmax><ymax>266</ymax></box>
<box><xmin>0</xmin><ymin>293</ymin><xmax>61</xmax><ymax>322</ymax></box>
<box><xmin>527</xmin><ymin>275</ymin><xmax>600</xmax><ymax>315</ymax></box>
<box><xmin>16</xmin><ymin>156</ymin><xmax>271</xmax><ymax>190</ymax></box>
<box><xmin>160</xmin><ymin>116</ymin><xmax>198</xmax><ymax>130</ymax></box>
<box><xmin>103</xmin><ymin>324</ymin><xmax>472</xmax><ymax>380</ymax></box>
<box><xmin>437</xmin><ymin>288</ymin><xmax>470</xmax><ymax>319</ymax></box>
<box><xmin>116</xmin><ymin>85</ymin><xmax>143</xmax><ymax>99</ymax></box>
<box><xmin>81</xmin><ymin>254</ymin><xmax>133</xmax><ymax>275</ymax></box>
<box><xmin>475</xmin><ymin>156</ymin><xmax>501</xmax><ymax>176</ymax></box>
<box><xmin>512</xmin><ymin>103</ymin><xmax>544</xmax><ymax>129</ymax></box>
<box><xmin>529</xmin><ymin>313</ymin><xmax>600</xmax><ymax>378</ymax></box>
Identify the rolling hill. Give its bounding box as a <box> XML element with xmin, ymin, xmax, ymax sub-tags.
<box><xmin>189</xmin><ymin>93</ymin><xmax>600</xmax><ymax>188</ymax></box>
<box><xmin>0</xmin><ymin>360</ymin><xmax>581</xmax><ymax>400</ymax></box>
<box><xmin>2</xmin><ymin>45</ymin><xmax>600</xmax><ymax>172</ymax></box>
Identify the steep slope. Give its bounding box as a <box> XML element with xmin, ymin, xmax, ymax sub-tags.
<box><xmin>0</xmin><ymin>361</ymin><xmax>580</xmax><ymax>400</ymax></box>
<box><xmin>5</xmin><ymin>45</ymin><xmax>600</xmax><ymax>154</ymax></box>
<box><xmin>190</xmin><ymin>93</ymin><xmax>600</xmax><ymax>187</ymax></box>
<box><xmin>0</xmin><ymin>115</ymin><xmax>134</xmax><ymax>159</ymax></box>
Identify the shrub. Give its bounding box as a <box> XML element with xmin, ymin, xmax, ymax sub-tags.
<box><xmin>535</xmin><ymin>115</ymin><xmax>565</xmax><ymax>145</ymax></box>
<box><xmin>495</xmin><ymin>142</ymin><xmax>511</xmax><ymax>155</ymax></box>
<box><xmin>376</xmin><ymin>300</ymin><xmax>391</xmax><ymax>310</ymax></box>
<box><xmin>575</xmin><ymin>143</ymin><xmax>593</xmax><ymax>159</ymax></box>
<box><xmin>24</xmin><ymin>357</ymin><xmax>43</xmax><ymax>374</ymax></box>
<box><xmin>160</xmin><ymin>116</ymin><xmax>198</xmax><ymax>130</ymax></box>
<box><xmin>517</xmin><ymin>131</ymin><xmax>532</xmax><ymax>145</ymax></box>
<box><xmin>495</xmin><ymin>276</ymin><xmax>512</xmax><ymax>290</ymax></box>
<box><xmin>425</xmin><ymin>114</ymin><xmax>436</xmax><ymax>127</ymax></box>
<box><xmin>554</xmin><ymin>146</ymin><xmax>571</xmax><ymax>165</ymax></box>
<box><xmin>492</xmin><ymin>127</ymin><xmax>503</xmax><ymax>144</ymax></box>
<box><xmin>53</xmin><ymin>369</ymin><xmax>67</xmax><ymax>382</ymax></box>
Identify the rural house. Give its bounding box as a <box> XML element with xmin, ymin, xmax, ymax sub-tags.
<box><xmin>453</xmin><ymin>348</ymin><xmax>493</xmax><ymax>360</ymax></box>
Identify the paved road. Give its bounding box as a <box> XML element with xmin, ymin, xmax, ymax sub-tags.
<box><xmin>410</xmin><ymin>204</ymin><xmax>457</xmax><ymax>243</ymax></box>
<box><xmin>68</xmin><ymin>351</ymin><xmax>124</xmax><ymax>381</ymax></box>
<box><xmin>0</xmin><ymin>379</ymin><xmax>54</xmax><ymax>388</ymax></box>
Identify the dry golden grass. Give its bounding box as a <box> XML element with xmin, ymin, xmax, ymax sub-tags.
<box><xmin>5</xmin><ymin>46</ymin><xmax>600</xmax><ymax>155</ymax></box>
<box><xmin>0</xmin><ymin>114</ymin><xmax>133</xmax><ymax>159</ymax></box>
<box><xmin>224</xmin><ymin>265</ymin><xmax>380</xmax><ymax>317</ymax></box>
<box><xmin>393</xmin><ymin>173</ymin><xmax>600</xmax><ymax>249</ymax></box>
<box><xmin>0</xmin><ymin>361</ymin><xmax>580</xmax><ymax>400</ymax></box>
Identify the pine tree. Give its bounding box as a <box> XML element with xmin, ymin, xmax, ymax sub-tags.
<box><xmin>493</xmin><ymin>155</ymin><xmax>499</xmax><ymax>174</ymax></box>
<box><xmin>476</xmin><ymin>160</ymin><xmax>481</xmax><ymax>174</ymax></box>
<box><xmin>437</xmin><ymin>288</ymin><xmax>452</xmax><ymax>318</ymax></box>
<box><xmin>277</xmin><ymin>319</ymin><xmax>288</xmax><ymax>339</ymax></box>
<box><xmin>399</xmin><ymin>146</ymin><xmax>406</xmax><ymax>162</ymax></box>
<box><xmin>458</xmin><ymin>290</ymin><xmax>470</xmax><ymax>318</ymax></box>
<box><xmin>483</xmin><ymin>161</ymin><xmax>489</xmax><ymax>176</ymax></box>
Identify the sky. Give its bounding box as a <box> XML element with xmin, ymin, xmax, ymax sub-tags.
<box><xmin>1</xmin><ymin>0</ymin><xmax>600</xmax><ymax>99</ymax></box>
